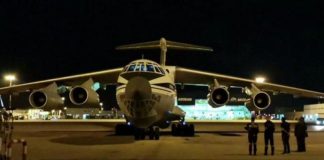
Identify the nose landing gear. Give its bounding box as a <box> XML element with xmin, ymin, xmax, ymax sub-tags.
<box><xmin>115</xmin><ymin>123</ymin><xmax>161</xmax><ymax>140</ymax></box>
<box><xmin>148</xmin><ymin>127</ymin><xmax>160</xmax><ymax>140</ymax></box>
<box><xmin>171</xmin><ymin>122</ymin><xmax>195</xmax><ymax>136</ymax></box>
<box><xmin>134</xmin><ymin>126</ymin><xmax>160</xmax><ymax>140</ymax></box>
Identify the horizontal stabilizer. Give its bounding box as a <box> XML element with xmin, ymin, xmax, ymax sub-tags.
<box><xmin>116</xmin><ymin>37</ymin><xmax>213</xmax><ymax>52</ymax></box>
<box><xmin>116</xmin><ymin>37</ymin><xmax>213</xmax><ymax>66</ymax></box>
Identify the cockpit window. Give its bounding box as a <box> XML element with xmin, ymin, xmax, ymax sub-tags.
<box><xmin>134</xmin><ymin>64</ymin><xmax>141</xmax><ymax>71</ymax></box>
<box><xmin>146</xmin><ymin>63</ymin><xmax>154</xmax><ymax>72</ymax></box>
<box><xmin>159</xmin><ymin>67</ymin><xmax>165</xmax><ymax>74</ymax></box>
<box><xmin>123</xmin><ymin>65</ymin><xmax>129</xmax><ymax>72</ymax></box>
<box><xmin>127</xmin><ymin>64</ymin><xmax>136</xmax><ymax>71</ymax></box>
<box><xmin>124</xmin><ymin>62</ymin><xmax>165</xmax><ymax>75</ymax></box>
<box><xmin>154</xmin><ymin>66</ymin><xmax>161</xmax><ymax>73</ymax></box>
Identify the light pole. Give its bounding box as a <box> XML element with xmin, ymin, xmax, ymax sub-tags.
<box><xmin>255</xmin><ymin>76</ymin><xmax>266</xmax><ymax>83</ymax></box>
<box><xmin>4</xmin><ymin>74</ymin><xmax>16</xmax><ymax>110</ymax></box>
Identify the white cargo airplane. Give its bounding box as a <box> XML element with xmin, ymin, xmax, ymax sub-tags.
<box><xmin>1</xmin><ymin>38</ymin><xmax>324</xmax><ymax>140</ymax></box>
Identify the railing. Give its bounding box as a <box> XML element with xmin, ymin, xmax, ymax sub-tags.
<box><xmin>0</xmin><ymin>109</ymin><xmax>27</xmax><ymax>160</ymax></box>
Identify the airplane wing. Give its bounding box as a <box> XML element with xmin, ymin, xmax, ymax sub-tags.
<box><xmin>0</xmin><ymin>68</ymin><xmax>123</xmax><ymax>94</ymax></box>
<box><xmin>175</xmin><ymin>66</ymin><xmax>324</xmax><ymax>99</ymax></box>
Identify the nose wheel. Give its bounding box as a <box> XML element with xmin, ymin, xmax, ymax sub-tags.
<box><xmin>134</xmin><ymin>126</ymin><xmax>160</xmax><ymax>140</ymax></box>
<box><xmin>134</xmin><ymin>128</ymin><xmax>146</xmax><ymax>140</ymax></box>
<box><xmin>148</xmin><ymin>127</ymin><xmax>160</xmax><ymax>140</ymax></box>
<box><xmin>171</xmin><ymin>123</ymin><xmax>195</xmax><ymax>136</ymax></box>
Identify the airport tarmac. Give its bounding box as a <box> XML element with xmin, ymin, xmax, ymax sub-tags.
<box><xmin>7</xmin><ymin>121</ymin><xmax>324</xmax><ymax>160</ymax></box>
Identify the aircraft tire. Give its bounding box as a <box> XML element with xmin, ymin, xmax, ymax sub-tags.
<box><xmin>134</xmin><ymin>128</ymin><xmax>146</xmax><ymax>140</ymax></box>
<box><xmin>140</xmin><ymin>130</ymin><xmax>146</xmax><ymax>140</ymax></box>
<box><xmin>149</xmin><ymin>127</ymin><xmax>154</xmax><ymax>140</ymax></box>
<box><xmin>171</xmin><ymin>124</ymin><xmax>178</xmax><ymax>136</ymax></box>
<box><xmin>188</xmin><ymin>124</ymin><xmax>195</xmax><ymax>136</ymax></box>
<box><xmin>154</xmin><ymin>127</ymin><xmax>160</xmax><ymax>140</ymax></box>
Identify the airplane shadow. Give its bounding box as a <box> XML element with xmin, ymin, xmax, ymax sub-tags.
<box><xmin>49</xmin><ymin>131</ymin><xmax>241</xmax><ymax>145</ymax></box>
<box><xmin>195</xmin><ymin>131</ymin><xmax>243</xmax><ymax>137</ymax></box>
<box><xmin>50</xmin><ymin>133</ymin><xmax>135</xmax><ymax>145</ymax></box>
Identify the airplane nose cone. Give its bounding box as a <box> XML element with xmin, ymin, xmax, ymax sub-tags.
<box><xmin>125</xmin><ymin>76</ymin><xmax>151</xmax><ymax>99</ymax></box>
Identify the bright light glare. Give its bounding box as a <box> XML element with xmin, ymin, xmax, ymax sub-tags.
<box><xmin>313</xmin><ymin>125</ymin><xmax>324</xmax><ymax>131</ymax></box>
<box><xmin>255</xmin><ymin>77</ymin><xmax>266</xmax><ymax>83</ymax></box>
<box><xmin>4</xmin><ymin>75</ymin><xmax>16</xmax><ymax>81</ymax></box>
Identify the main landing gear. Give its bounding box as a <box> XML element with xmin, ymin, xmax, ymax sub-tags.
<box><xmin>171</xmin><ymin>122</ymin><xmax>195</xmax><ymax>136</ymax></box>
<box><xmin>115</xmin><ymin>123</ymin><xmax>160</xmax><ymax>140</ymax></box>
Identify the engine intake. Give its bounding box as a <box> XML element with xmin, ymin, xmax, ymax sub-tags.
<box><xmin>252</xmin><ymin>92</ymin><xmax>271</xmax><ymax>110</ymax></box>
<box><xmin>69</xmin><ymin>79</ymin><xmax>99</xmax><ymax>107</ymax></box>
<box><xmin>70</xmin><ymin>87</ymin><xmax>89</xmax><ymax>105</ymax></box>
<box><xmin>208</xmin><ymin>87</ymin><xmax>230</xmax><ymax>108</ymax></box>
<box><xmin>29</xmin><ymin>91</ymin><xmax>47</xmax><ymax>108</ymax></box>
<box><xmin>28</xmin><ymin>83</ymin><xmax>64</xmax><ymax>110</ymax></box>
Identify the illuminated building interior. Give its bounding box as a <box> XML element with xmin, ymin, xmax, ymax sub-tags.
<box><xmin>178</xmin><ymin>99</ymin><xmax>251</xmax><ymax>120</ymax></box>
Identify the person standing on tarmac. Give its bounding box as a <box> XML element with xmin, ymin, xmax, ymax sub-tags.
<box><xmin>245</xmin><ymin>117</ymin><xmax>259</xmax><ymax>155</ymax></box>
<box><xmin>281</xmin><ymin>117</ymin><xmax>290</xmax><ymax>154</ymax></box>
<box><xmin>295</xmin><ymin>117</ymin><xmax>307</xmax><ymax>152</ymax></box>
<box><xmin>264</xmin><ymin>116</ymin><xmax>275</xmax><ymax>155</ymax></box>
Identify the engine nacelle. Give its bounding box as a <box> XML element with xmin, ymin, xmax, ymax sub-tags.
<box><xmin>252</xmin><ymin>91</ymin><xmax>271</xmax><ymax>110</ymax></box>
<box><xmin>29</xmin><ymin>83</ymin><xmax>64</xmax><ymax>110</ymax></box>
<box><xmin>245</xmin><ymin>84</ymin><xmax>271</xmax><ymax>110</ymax></box>
<box><xmin>69</xmin><ymin>79</ymin><xmax>100</xmax><ymax>107</ymax></box>
<box><xmin>207</xmin><ymin>87</ymin><xmax>230</xmax><ymax>108</ymax></box>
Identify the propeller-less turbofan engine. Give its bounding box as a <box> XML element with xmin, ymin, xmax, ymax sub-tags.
<box><xmin>29</xmin><ymin>83</ymin><xmax>64</xmax><ymax>110</ymax></box>
<box><xmin>69</xmin><ymin>78</ymin><xmax>100</xmax><ymax>107</ymax></box>
<box><xmin>245</xmin><ymin>84</ymin><xmax>271</xmax><ymax>110</ymax></box>
<box><xmin>207</xmin><ymin>79</ymin><xmax>230</xmax><ymax>108</ymax></box>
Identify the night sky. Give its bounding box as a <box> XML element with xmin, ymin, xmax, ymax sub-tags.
<box><xmin>1</xmin><ymin>0</ymin><xmax>324</xmax><ymax>94</ymax></box>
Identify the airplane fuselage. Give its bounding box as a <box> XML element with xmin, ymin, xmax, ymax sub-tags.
<box><xmin>116</xmin><ymin>59</ymin><xmax>178</xmax><ymax>128</ymax></box>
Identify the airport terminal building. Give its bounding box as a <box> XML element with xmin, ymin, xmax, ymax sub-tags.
<box><xmin>303</xmin><ymin>103</ymin><xmax>324</xmax><ymax>124</ymax></box>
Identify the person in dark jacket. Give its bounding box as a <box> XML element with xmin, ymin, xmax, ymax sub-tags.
<box><xmin>245</xmin><ymin>117</ymin><xmax>259</xmax><ymax>155</ymax></box>
<box><xmin>294</xmin><ymin>117</ymin><xmax>307</xmax><ymax>152</ymax></box>
<box><xmin>264</xmin><ymin>116</ymin><xmax>275</xmax><ymax>155</ymax></box>
<box><xmin>281</xmin><ymin>117</ymin><xmax>290</xmax><ymax>154</ymax></box>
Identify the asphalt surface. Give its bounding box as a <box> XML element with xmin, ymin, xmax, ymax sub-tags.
<box><xmin>7</xmin><ymin>121</ymin><xmax>324</xmax><ymax>160</ymax></box>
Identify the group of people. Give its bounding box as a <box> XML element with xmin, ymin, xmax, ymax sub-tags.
<box><xmin>244</xmin><ymin>116</ymin><xmax>308</xmax><ymax>156</ymax></box>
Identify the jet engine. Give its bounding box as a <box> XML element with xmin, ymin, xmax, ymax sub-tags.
<box><xmin>29</xmin><ymin>83</ymin><xmax>64</xmax><ymax>110</ymax></box>
<box><xmin>207</xmin><ymin>80</ymin><xmax>230</xmax><ymax>108</ymax></box>
<box><xmin>245</xmin><ymin>84</ymin><xmax>271</xmax><ymax>110</ymax></box>
<box><xmin>69</xmin><ymin>79</ymin><xmax>99</xmax><ymax>107</ymax></box>
<box><xmin>252</xmin><ymin>92</ymin><xmax>271</xmax><ymax>110</ymax></box>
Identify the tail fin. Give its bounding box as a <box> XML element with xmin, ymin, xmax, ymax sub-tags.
<box><xmin>116</xmin><ymin>37</ymin><xmax>213</xmax><ymax>66</ymax></box>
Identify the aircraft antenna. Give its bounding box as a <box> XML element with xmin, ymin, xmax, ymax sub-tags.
<box><xmin>116</xmin><ymin>37</ymin><xmax>213</xmax><ymax>66</ymax></box>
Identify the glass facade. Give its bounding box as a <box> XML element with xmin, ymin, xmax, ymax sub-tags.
<box><xmin>178</xmin><ymin>99</ymin><xmax>251</xmax><ymax>120</ymax></box>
